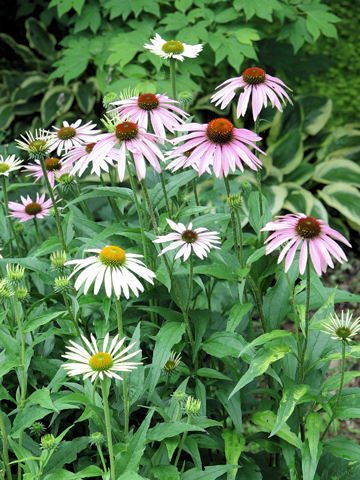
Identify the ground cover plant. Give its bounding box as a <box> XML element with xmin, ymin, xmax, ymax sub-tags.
<box><xmin>1</xmin><ymin>7</ymin><xmax>360</xmax><ymax>480</ymax></box>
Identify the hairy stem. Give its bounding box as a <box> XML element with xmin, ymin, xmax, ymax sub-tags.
<box><xmin>101</xmin><ymin>380</ymin><xmax>115</xmax><ymax>480</ymax></box>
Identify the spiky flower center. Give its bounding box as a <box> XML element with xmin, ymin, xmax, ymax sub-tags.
<box><xmin>89</xmin><ymin>352</ymin><xmax>114</xmax><ymax>371</ymax></box>
<box><xmin>335</xmin><ymin>327</ymin><xmax>352</xmax><ymax>339</ymax></box>
<box><xmin>162</xmin><ymin>40</ymin><xmax>184</xmax><ymax>54</ymax></box>
<box><xmin>99</xmin><ymin>245</ymin><xmax>126</xmax><ymax>267</ymax></box>
<box><xmin>243</xmin><ymin>67</ymin><xmax>266</xmax><ymax>85</ymax></box>
<box><xmin>45</xmin><ymin>157</ymin><xmax>61</xmax><ymax>171</ymax></box>
<box><xmin>57</xmin><ymin>127</ymin><xmax>76</xmax><ymax>140</ymax></box>
<box><xmin>181</xmin><ymin>230</ymin><xmax>198</xmax><ymax>244</ymax></box>
<box><xmin>206</xmin><ymin>118</ymin><xmax>234</xmax><ymax>144</ymax></box>
<box><xmin>138</xmin><ymin>93</ymin><xmax>159</xmax><ymax>111</ymax></box>
<box><xmin>86</xmin><ymin>143</ymin><xmax>96</xmax><ymax>154</ymax></box>
<box><xmin>115</xmin><ymin>122</ymin><xmax>138</xmax><ymax>141</ymax></box>
<box><xmin>295</xmin><ymin>217</ymin><xmax>321</xmax><ymax>239</ymax></box>
<box><xmin>0</xmin><ymin>163</ymin><xmax>10</xmax><ymax>173</ymax></box>
<box><xmin>25</xmin><ymin>202</ymin><xmax>42</xmax><ymax>215</ymax></box>
<box><xmin>29</xmin><ymin>139</ymin><xmax>47</xmax><ymax>153</ymax></box>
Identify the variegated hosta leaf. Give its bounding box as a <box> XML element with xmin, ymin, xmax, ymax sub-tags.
<box><xmin>283</xmin><ymin>183</ymin><xmax>315</xmax><ymax>215</ymax></box>
<box><xmin>297</xmin><ymin>96</ymin><xmax>332</xmax><ymax>136</ymax></box>
<box><xmin>314</xmin><ymin>158</ymin><xmax>360</xmax><ymax>187</ymax></box>
<box><xmin>267</xmin><ymin>129</ymin><xmax>304</xmax><ymax>175</ymax></box>
<box><xmin>317</xmin><ymin>124</ymin><xmax>360</xmax><ymax>162</ymax></box>
<box><xmin>318</xmin><ymin>183</ymin><xmax>360</xmax><ymax>230</ymax></box>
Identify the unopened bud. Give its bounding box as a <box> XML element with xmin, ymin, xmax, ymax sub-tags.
<box><xmin>163</xmin><ymin>351</ymin><xmax>181</xmax><ymax>374</ymax></box>
<box><xmin>40</xmin><ymin>433</ymin><xmax>56</xmax><ymax>450</ymax></box>
<box><xmin>185</xmin><ymin>396</ymin><xmax>201</xmax><ymax>415</ymax></box>
<box><xmin>13</xmin><ymin>222</ymin><xmax>24</xmax><ymax>232</ymax></box>
<box><xmin>6</xmin><ymin>264</ymin><xmax>25</xmax><ymax>281</ymax></box>
<box><xmin>90</xmin><ymin>432</ymin><xmax>104</xmax><ymax>445</ymax></box>
<box><xmin>54</xmin><ymin>276</ymin><xmax>71</xmax><ymax>293</ymax></box>
<box><xmin>227</xmin><ymin>194</ymin><xmax>242</xmax><ymax>209</ymax></box>
<box><xmin>50</xmin><ymin>250</ymin><xmax>67</xmax><ymax>269</ymax></box>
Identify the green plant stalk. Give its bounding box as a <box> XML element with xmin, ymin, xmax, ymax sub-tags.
<box><xmin>75</xmin><ymin>182</ymin><xmax>93</xmax><ymax>220</ymax></box>
<box><xmin>234</xmin><ymin>208</ymin><xmax>244</xmax><ymax>269</ymax></box>
<box><xmin>96</xmin><ymin>443</ymin><xmax>108</xmax><ymax>473</ymax></box>
<box><xmin>37</xmin><ymin>450</ymin><xmax>51</xmax><ymax>480</ymax></box>
<box><xmin>101</xmin><ymin>380</ymin><xmax>115</xmax><ymax>480</ymax></box>
<box><xmin>298</xmin><ymin>258</ymin><xmax>311</xmax><ymax>383</ymax></box>
<box><xmin>320</xmin><ymin>340</ymin><xmax>346</xmax><ymax>441</ymax></box>
<box><xmin>114</xmin><ymin>297</ymin><xmax>130</xmax><ymax>436</ymax></box>
<box><xmin>192</xmin><ymin>179</ymin><xmax>200</xmax><ymax>207</ymax></box>
<box><xmin>174</xmin><ymin>416</ymin><xmax>191</xmax><ymax>467</ymax></box>
<box><xmin>285</xmin><ymin>272</ymin><xmax>300</xmax><ymax>351</ymax></box>
<box><xmin>38</xmin><ymin>155</ymin><xmax>67</xmax><ymax>252</ymax></box>
<box><xmin>223</xmin><ymin>177</ymin><xmax>240</xmax><ymax>261</ymax></box>
<box><xmin>99</xmin><ymin>175</ymin><xmax>122</xmax><ymax>223</ymax></box>
<box><xmin>62</xmin><ymin>292</ymin><xmax>83</xmax><ymax>341</ymax></box>
<box><xmin>33</xmin><ymin>217</ymin><xmax>41</xmax><ymax>244</ymax></box>
<box><xmin>140</xmin><ymin>179</ymin><xmax>195</xmax><ymax>348</ymax></box>
<box><xmin>159</xmin><ymin>171</ymin><xmax>172</xmax><ymax>218</ymax></box>
<box><xmin>0</xmin><ymin>407</ymin><xmax>12</xmax><ymax>480</ymax></box>
<box><xmin>254</xmin><ymin>120</ymin><xmax>263</xmax><ymax>223</ymax></box>
<box><xmin>169</xmin><ymin>58</ymin><xmax>177</xmax><ymax>99</ymax></box>
<box><xmin>186</xmin><ymin>253</ymin><xmax>193</xmax><ymax>312</ymax></box>
<box><xmin>1</xmin><ymin>175</ymin><xmax>22</xmax><ymax>256</ymax></box>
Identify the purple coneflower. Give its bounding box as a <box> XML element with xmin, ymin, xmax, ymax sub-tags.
<box><xmin>153</xmin><ymin>218</ymin><xmax>221</xmax><ymax>261</ymax></box>
<box><xmin>8</xmin><ymin>192</ymin><xmax>54</xmax><ymax>223</ymax></box>
<box><xmin>22</xmin><ymin>157</ymin><xmax>69</xmax><ymax>187</ymax></box>
<box><xmin>211</xmin><ymin>67</ymin><xmax>292</xmax><ymax>121</ymax></box>
<box><xmin>261</xmin><ymin>213</ymin><xmax>351</xmax><ymax>276</ymax></box>
<box><xmin>48</xmin><ymin>120</ymin><xmax>101</xmax><ymax>156</ymax></box>
<box><xmin>89</xmin><ymin>120</ymin><xmax>165</xmax><ymax>181</ymax></box>
<box><xmin>166</xmin><ymin>118</ymin><xmax>264</xmax><ymax>178</ymax></box>
<box><xmin>62</xmin><ymin>142</ymin><xmax>113</xmax><ymax>177</ymax></box>
<box><xmin>109</xmin><ymin>93</ymin><xmax>188</xmax><ymax>138</ymax></box>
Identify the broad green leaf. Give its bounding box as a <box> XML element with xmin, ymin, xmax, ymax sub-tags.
<box><xmin>322</xmin><ymin>372</ymin><xmax>360</xmax><ymax>392</ymax></box>
<box><xmin>0</xmin><ymin>33</ymin><xmax>38</xmax><ymax>64</ymax></box>
<box><xmin>252</xmin><ymin>410</ymin><xmax>301</xmax><ymax>449</ymax></box>
<box><xmin>324</xmin><ymin>435</ymin><xmax>360</xmax><ymax>461</ymax></box>
<box><xmin>300</xmin><ymin>3</ymin><xmax>339</xmax><ymax>41</ymax></box>
<box><xmin>318</xmin><ymin>183</ymin><xmax>360</xmax><ymax>230</ymax></box>
<box><xmin>27</xmin><ymin>388</ymin><xmax>58</xmax><ymax>412</ymax></box>
<box><xmin>234</xmin><ymin>26</ymin><xmax>261</xmax><ymax>45</ymax></box>
<box><xmin>239</xmin><ymin>330</ymin><xmax>292</xmax><ymax>358</ymax></box>
<box><xmin>305</xmin><ymin>411</ymin><xmax>323</xmax><ymax>475</ymax></box>
<box><xmin>181</xmin><ymin>465</ymin><xmax>236</xmax><ymax>480</ymax></box>
<box><xmin>65</xmin><ymin>186</ymin><xmax>133</xmax><ymax>206</ymax></box>
<box><xmin>147</xmin><ymin>422</ymin><xmax>205</xmax><ymax>442</ymax></box>
<box><xmin>196</xmin><ymin>368</ymin><xmax>231</xmax><ymax>381</ymax></box>
<box><xmin>229</xmin><ymin>343</ymin><xmax>291</xmax><ymax>398</ymax></box>
<box><xmin>314</xmin><ymin>159</ymin><xmax>360</xmax><ymax>187</ymax></box>
<box><xmin>40</xmin><ymin>86</ymin><xmax>74</xmax><ymax>126</ymax></box>
<box><xmin>8</xmin><ymin>438</ymin><xmax>38</xmax><ymax>474</ymax></box>
<box><xmin>43</xmin><ymin>466</ymin><xmax>103</xmax><ymax>479</ymax></box>
<box><xmin>271</xmin><ymin>383</ymin><xmax>308</xmax><ymax>436</ymax></box>
<box><xmin>152</xmin><ymin>465</ymin><xmax>179</xmax><ymax>480</ymax></box>
<box><xmin>24</xmin><ymin>311</ymin><xmax>63</xmax><ymax>332</ymax></box>
<box><xmin>12</xmin><ymin>406</ymin><xmax>52</xmax><ymax>437</ymax></box>
<box><xmin>43</xmin><ymin>437</ymin><xmax>89</xmax><ymax>474</ymax></box>
<box><xmin>222</xmin><ymin>429</ymin><xmax>245</xmax><ymax>480</ymax></box>
<box><xmin>298</xmin><ymin>96</ymin><xmax>332</xmax><ymax>135</ymax></box>
<box><xmin>301</xmin><ymin>440</ymin><xmax>322</xmax><ymax>480</ymax></box>
<box><xmin>194</xmin><ymin>263</ymin><xmax>247</xmax><ymax>282</ymax></box>
<box><xmin>202</xmin><ymin>332</ymin><xmax>247</xmax><ymax>359</ymax></box>
<box><xmin>146</xmin><ymin>322</ymin><xmax>185</xmax><ymax>400</ymax></box>
<box><xmin>74</xmin><ymin>79</ymin><xmax>96</xmax><ymax>114</ymax></box>
<box><xmin>25</xmin><ymin>17</ymin><xmax>56</xmax><ymax>58</ymax></box>
<box><xmin>263</xmin><ymin>272</ymin><xmax>292</xmax><ymax>330</ymax></box>
<box><xmin>0</xmin><ymin>103</ymin><xmax>14</xmax><ymax>130</ymax></box>
<box><xmin>284</xmin><ymin>184</ymin><xmax>315</xmax><ymax>215</ymax></box>
<box><xmin>12</xmin><ymin>75</ymin><xmax>48</xmax><ymax>104</ymax></box>
<box><xmin>226</xmin><ymin>302</ymin><xmax>252</xmax><ymax>333</ymax></box>
<box><xmin>247</xmin><ymin>191</ymin><xmax>271</xmax><ymax>232</ymax></box>
<box><xmin>268</xmin><ymin>129</ymin><xmax>303</xmax><ymax>174</ymax></box>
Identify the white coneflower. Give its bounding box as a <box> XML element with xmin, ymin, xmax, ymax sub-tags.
<box><xmin>0</xmin><ymin>154</ymin><xmax>23</xmax><ymax>176</ymax></box>
<box><xmin>15</xmin><ymin>129</ymin><xmax>52</xmax><ymax>158</ymax></box>
<box><xmin>153</xmin><ymin>219</ymin><xmax>221</xmax><ymax>262</ymax></box>
<box><xmin>321</xmin><ymin>311</ymin><xmax>360</xmax><ymax>342</ymax></box>
<box><xmin>144</xmin><ymin>33</ymin><xmax>202</xmax><ymax>62</ymax></box>
<box><xmin>62</xmin><ymin>333</ymin><xmax>141</xmax><ymax>382</ymax></box>
<box><xmin>65</xmin><ymin>245</ymin><xmax>156</xmax><ymax>298</ymax></box>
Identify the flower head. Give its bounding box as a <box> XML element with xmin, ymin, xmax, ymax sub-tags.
<box><xmin>88</xmin><ymin>117</ymin><xmax>165</xmax><ymax>181</ymax></box>
<box><xmin>0</xmin><ymin>154</ymin><xmax>23</xmax><ymax>176</ymax></box>
<box><xmin>15</xmin><ymin>129</ymin><xmax>52</xmax><ymax>158</ymax></box>
<box><xmin>163</xmin><ymin>351</ymin><xmax>182</xmax><ymax>374</ymax></box>
<box><xmin>47</xmin><ymin>120</ymin><xmax>101</xmax><ymax>156</ymax></box>
<box><xmin>65</xmin><ymin>245</ymin><xmax>156</xmax><ymax>298</ymax></box>
<box><xmin>261</xmin><ymin>213</ymin><xmax>352</xmax><ymax>276</ymax></box>
<box><xmin>62</xmin><ymin>332</ymin><xmax>142</xmax><ymax>382</ymax></box>
<box><xmin>40</xmin><ymin>434</ymin><xmax>56</xmax><ymax>451</ymax></box>
<box><xmin>153</xmin><ymin>218</ymin><xmax>221</xmax><ymax>261</ymax></box>
<box><xmin>109</xmin><ymin>93</ymin><xmax>189</xmax><ymax>138</ymax></box>
<box><xmin>22</xmin><ymin>157</ymin><xmax>68</xmax><ymax>188</ymax></box>
<box><xmin>8</xmin><ymin>192</ymin><xmax>55</xmax><ymax>223</ymax></box>
<box><xmin>62</xmin><ymin>141</ymin><xmax>113</xmax><ymax>177</ymax></box>
<box><xmin>211</xmin><ymin>67</ymin><xmax>292</xmax><ymax>121</ymax></box>
<box><xmin>185</xmin><ymin>396</ymin><xmax>201</xmax><ymax>415</ymax></box>
<box><xmin>144</xmin><ymin>33</ymin><xmax>202</xmax><ymax>62</ymax></box>
<box><xmin>6</xmin><ymin>263</ymin><xmax>25</xmax><ymax>281</ymax></box>
<box><xmin>321</xmin><ymin>311</ymin><xmax>360</xmax><ymax>342</ymax></box>
<box><xmin>166</xmin><ymin>118</ymin><xmax>264</xmax><ymax>178</ymax></box>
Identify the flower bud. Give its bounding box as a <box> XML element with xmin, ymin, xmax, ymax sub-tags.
<box><xmin>227</xmin><ymin>193</ymin><xmax>242</xmax><ymax>209</ymax></box>
<box><xmin>50</xmin><ymin>250</ymin><xmax>67</xmax><ymax>269</ymax></box>
<box><xmin>13</xmin><ymin>222</ymin><xmax>24</xmax><ymax>232</ymax></box>
<box><xmin>6</xmin><ymin>264</ymin><xmax>25</xmax><ymax>281</ymax></box>
<box><xmin>171</xmin><ymin>391</ymin><xmax>186</xmax><ymax>403</ymax></box>
<box><xmin>90</xmin><ymin>432</ymin><xmax>104</xmax><ymax>445</ymax></box>
<box><xmin>54</xmin><ymin>276</ymin><xmax>71</xmax><ymax>293</ymax></box>
<box><xmin>0</xmin><ymin>278</ymin><xmax>12</xmax><ymax>298</ymax></box>
<box><xmin>16</xmin><ymin>287</ymin><xmax>28</xmax><ymax>300</ymax></box>
<box><xmin>185</xmin><ymin>396</ymin><xmax>201</xmax><ymax>416</ymax></box>
<box><xmin>30</xmin><ymin>422</ymin><xmax>45</xmax><ymax>438</ymax></box>
<box><xmin>163</xmin><ymin>351</ymin><xmax>181</xmax><ymax>374</ymax></box>
<box><xmin>178</xmin><ymin>91</ymin><xmax>193</xmax><ymax>107</ymax></box>
<box><xmin>103</xmin><ymin>92</ymin><xmax>118</xmax><ymax>108</ymax></box>
<box><xmin>40</xmin><ymin>433</ymin><xmax>56</xmax><ymax>450</ymax></box>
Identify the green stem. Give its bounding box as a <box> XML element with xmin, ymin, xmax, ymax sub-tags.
<box><xmin>234</xmin><ymin>208</ymin><xmax>244</xmax><ymax>269</ymax></box>
<box><xmin>38</xmin><ymin>154</ymin><xmax>67</xmax><ymax>252</ymax></box>
<box><xmin>247</xmin><ymin>273</ymin><xmax>267</xmax><ymax>333</ymax></box>
<box><xmin>254</xmin><ymin>120</ymin><xmax>263</xmax><ymax>223</ymax></box>
<box><xmin>33</xmin><ymin>217</ymin><xmax>41</xmax><ymax>244</ymax></box>
<box><xmin>0</xmin><ymin>407</ymin><xmax>12</xmax><ymax>480</ymax></box>
<box><xmin>298</xmin><ymin>258</ymin><xmax>311</xmax><ymax>383</ymax></box>
<box><xmin>92</xmin><ymin>376</ymin><xmax>99</xmax><ymax>405</ymax></box>
<box><xmin>75</xmin><ymin>183</ymin><xmax>93</xmax><ymax>220</ymax></box>
<box><xmin>140</xmin><ymin>179</ymin><xmax>159</xmax><ymax>235</ymax></box>
<box><xmin>13</xmin><ymin>295</ymin><xmax>26</xmax><ymax>408</ymax></box>
<box><xmin>174</xmin><ymin>416</ymin><xmax>191</xmax><ymax>467</ymax></box>
<box><xmin>1</xmin><ymin>175</ymin><xmax>21</xmax><ymax>256</ymax></box>
<box><xmin>159</xmin><ymin>171</ymin><xmax>172</xmax><ymax>218</ymax></box>
<box><xmin>62</xmin><ymin>292</ymin><xmax>83</xmax><ymax>341</ymax></box>
<box><xmin>320</xmin><ymin>340</ymin><xmax>346</xmax><ymax>441</ymax></box>
<box><xmin>223</xmin><ymin>177</ymin><xmax>240</xmax><ymax>261</ymax></box>
<box><xmin>186</xmin><ymin>253</ymin><xmax>193</xmax><ymax>312</ymax></box>
<box><xmin>114</xmin><ymin>296</ymin><xmax>123</xmax><ymax>338</ymax></box>
<box><xmin>285</xmin><ymin>272</ymin><xmax>300</xmax><ymax>351</ymax></box>
<box><xmin>192</xmin><ymin>179</ymin><xmax>200</xmax><ymax>207</ymax></box>
<box><xmin>100</xmin><ymin>175</ymin><xmax>122</xmax><ymax>223</ymax></box>
<box><xmin>96</xmin><ymin>443</ymin><xmax>108</xmax><ymax>473</ymax></box>
<box><xmin>101</xmin><ymin>381</ymin><xmax>115</xmax><ymax>480</ymax></box>
<box><xmin>169</xmin><ymin>58</ymin><xmax>177</xmax><ymax>100</ymax></box>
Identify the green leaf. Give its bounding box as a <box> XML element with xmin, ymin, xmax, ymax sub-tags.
<box><xmin>73</xmin><ymin>1</ymin><xmax>101</xmax><ymax>33</ymax></box>
<box><xmin>301</xmin><ymin>440</ymin><xmax>322</xmax><ymax>480</ymax></box>
<box><xmin>247</xmin><ymin>191</ymin><xmax>271</xmax><ymax>232</ymax></box>
<box><xmin>324</xmin><ymin>435</ymin><xmax>360</xmax><ymax>461</ymax></box>
<box><xmin>235</xmin><ymin>0</ymin><xmax>280</xmax><ymax>21</ymax></box>
<box><xmin>65</xmin><ymin>186</ymin><xmax>133</xmax><ymax>206</ymax></box>
<box><xmin>50</xmin><ymin>36</ymin><xmax>91</xmax><ymax>83</ymax></box>
<box><xmin>147</xmin><ymin>422</ymin><xmax>205</xmax><ymax>442</ymax></box>
<box><xmin>74</xmin><ymin>80</ymin><xmax>96</xmax><ymax>114</ymax></box>
<box><xmin>43</xmin><ymin>437</ymin><xmax>89</xmax><ymax>474</ymax></box>
<box><xmin>252</xmin><ymin>410</ymin><xmax>301</xmax><ymax>449</ymax></box>
<box><xmin>0</xmin><ymin>103</ymin><xmax>14</xmax><ymax>130</ymax></box>
<box><xmin>300</xmin><ymin>3</ymin><xmax>340</xmax><ymax>41</ymax></box>
<box><xmin>181</xmin><ymin>465</ymin><xmax>236</xmax><ymax>480</ymax></box>
<box><xmin>27</xmin><ymin>388</ymin><xmax>58</xmax><ymax>412</ymax></box>
<box><xmin>314</xmin><ymin>159</ymin><xmax>360</xmax><ymax>188</ymax></box>
<box><xmin>270</xmin><ymin>382</ymin><xmax>308</xmax><ymax>436</ymax></box>
<box><xmin>268</xmin><ymin>129</ymin><xmax>303</xmax><ymax>174</ymax></box>
<box><xmin>318</xmin><ymin>183</ymin><xmax>360</xmax><ymax>230</ymax></box>
<box><xmin>0</xmin><ymin>33</ymin><xmax>38</xmax><ymax>64</ymax></box>
<box><xmin>43</xmin><ymin>466</ymin><xmax>103</xmax><ymax>479</ymax></box>
<box><xmin>25</xmin><ymin>17</ymin><xmax>56</xmax><ymax>58</ymax></box>
<box><xmin>222</xmin><ymin>429</ymin><xmax>245</xmax><ymax>480</ymax></box>
<box><xmin>238</xmin><ymin>330</ymin><xmax>292</xmax><ymax>359</ymax></box>
<box><xmin>284</xmin><ymin>184</ymin><xmax>315</xmax><ymax>216</ymax></box>
<box><xmin>226</xmin><ymin>302</ymin><xmax>252</xmax><ymax>333</ymax></box>
<box><xmin>146</xmin><ymin>322</ymin><xmax>185</xmax><ymax>400</ymax></box>
<box><xmin>196</xmin><ymin>368</ymin><xmax>231</xmax><ymax>381</ymax></box>
<box><xmin>12</xmin><ymin>406</ymin><xmax>52</xmax><ymax>437</ymax></box>
<box><xmin>322</xmin><ymin>372</ymin><xmax>360</xmax><ymax>392</ymax></box>
<box><xmin>194</xmin><ymin>262</ymin><xmax>247</xmax><ymax>282</ymax></box>
<box><xmin>304</xmin><ymin>411</ymin><xmax>323</xmax><ymax>479</ymax></box>
<box><xmin>40</xmin><ymin>86</ymin><xmax>74</xmax><ymax>126</ymax></box>
<box><xmin>229</xmin><ymin>343</ymin><xmax>291</xmax><ymax>397</ymax></box>
<box><xmin>202</xmin><ymin>332</ymin><xmax>247</xmax><ymax>359</ymax></box>
<box><xmin>24</xmin><ymin>310</ymin><xmax>63</xmax><ymax>332</ymax></box>
<box><xmin>12</xmin><ymin>75</ymin><xmax>48</xmax><ymax>104</ymax></box>
<box><xmin>234</xmin><ymin>26</ymin><xmax>261</xmax><ymax>45</ymax></box>
<box><xmin>152</xmin><ymin>465</ymin><xmax>179</xmax><ymax>480</ymax></box>
<box><xmin>298</xmin><ymin>96</ymin><xmax>332</xmax><ymax>135</ymax></box>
